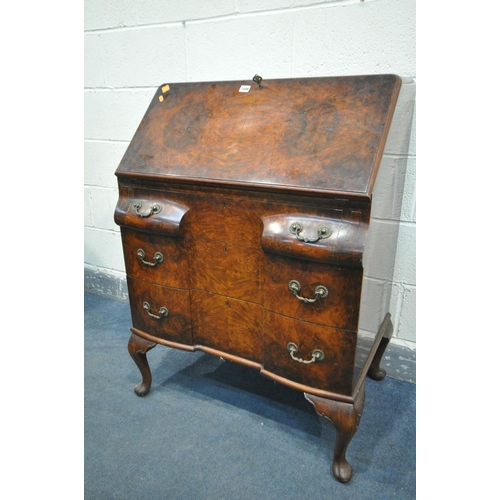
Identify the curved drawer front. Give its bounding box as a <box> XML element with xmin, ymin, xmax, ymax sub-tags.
<box><xmin>115</xmin><ymin>191</ymin><xmax>189</xmax><ymax>235</ymax></box>
<box><xmin>127</xmin><ymin>277</ymin><xmax>192</xmax><ymax>345</ymax></box>
<box><xmin>263</xmin><ymin>253</ymin><xmax>362</xmax><ymax>331</ymax></box>
<box><xmin>262</xmin><ymin>311</ymin><xmax>356</xmax><ymax>396</ymax></box>
<box><xmin>121</xmin><ymin>227</ymin><xmax>189</xmax><ymax>288</ymax></box>
<box><xmin>261</xmin><ymin>212</ymin><xmax>367</xmax><ymax>268</ymax></box>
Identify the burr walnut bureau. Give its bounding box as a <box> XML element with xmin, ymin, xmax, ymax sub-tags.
<box><xmin>114</xmin><ymin>74</ymin><xmax>402</xmax><ymax>483</ymax></box>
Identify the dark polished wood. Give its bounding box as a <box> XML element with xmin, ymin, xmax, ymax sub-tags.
<box><xmin>127</xmin><ymin>277</ymin><xmax>192</xmax><ymax>344</ymax></box>
<box><xmin>127</xmin><ymin>332</ymin><xmax>157</xmax><ymax>396</ymax></box>
<box><xmin>120</xmin><ymin>227</ymin><xmax>189</xmax><ymax>288</ymax></box>
<box><xmin>305</xmin><ymin>383</ymin><xmax>366</xmax><ymax>483</ymax></box>
<box><xmin>117</xmin><ymin>75</ymin><xmax>400</xmax><ymax>198</ymax></box>
<box><xmin>368</xmin><ymin>313</ymin><xmax>394</xmax><ymax>381</ymax></box>
<box><xmin>114</xmin><ymin>74</ymin><xmax>402</xmax><ymax>483</ymax></box>
<box><xmin>261</xmin><ymin>212</ymin><xmax>368</xmax><ymax>267</ymax></box>
<box><xmin>262</xmin><ymin>311</ymin><xmax>356</xmax><ymax>396</ymax></box>
<box><xmin>262</xmin><ymin>253</ymin><xmax>362</xmax><ymax>330</ymax></box>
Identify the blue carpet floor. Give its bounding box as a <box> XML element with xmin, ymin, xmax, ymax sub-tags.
<box><xmin>84</xmin><ymin>291</ymin><xmax>416</xmax><ymax>500</ymax></box>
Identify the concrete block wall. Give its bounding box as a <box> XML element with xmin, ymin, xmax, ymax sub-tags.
<box><xmin>84</xmin><ymin>0</ymin><xmax>416</xmax><ymax>380</ymax></box>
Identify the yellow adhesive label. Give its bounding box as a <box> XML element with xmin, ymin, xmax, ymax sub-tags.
<box><xmin>158</xmin><ymin>95</ymin><xmax>164</xmax><ymax>102</ymax></box>
<box><xmin>162</xmin><ymin>84</ymin><xmax>170</xmax><ymax>93</ymax></box>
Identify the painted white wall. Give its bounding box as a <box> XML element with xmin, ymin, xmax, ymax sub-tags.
<box><xmin>84</xmin><ymin>0</ymin><xmax>416</xmax><ymax>351</ymax></box>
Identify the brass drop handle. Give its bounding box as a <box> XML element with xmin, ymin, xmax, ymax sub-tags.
<box><xmin>143</xmin><ymin>302</ymin><xmax>169</xmax><ymax>320</ymax></box>
<box><xmin>133</xmin><ymin>201</ymin><xmax>162</xmax><ymax>218</ymax></box>
<box><xmin>287</xmin><ymin>343</ymin><xmax>325</xmax><ymax>364</ymax></box>
<box><xmin>288</xmin><ymin>280</ymin><xmax>329</xmax><ymax>303</ymax></box>
<box><xmin>137</xmin><ymin>249</ymin><xmax>164</xmax><ymax>267</ymax></box>
<box><xmin>289</xmin><ymin>221</ymin><xmax>332</xmax><ymax>243</ymax></box>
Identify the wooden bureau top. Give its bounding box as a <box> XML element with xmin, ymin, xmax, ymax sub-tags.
<box><xmin>116</xmin><ymin>74</ymin><xmax>401</xmax><ymax>200</ymax></box>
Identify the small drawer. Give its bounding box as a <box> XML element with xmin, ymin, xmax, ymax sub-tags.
<box><xmin>262</xmin><ymin>311</ymin><xmax>356</xmax><ymax>396</ymax></box>
<box><xmin>261</xmin><ymin>212</ymin><xmax>367</xmax><ymax>268</ymax></box>
<box><xmin>121</xmin><ymin>227</ymin><xmax>189</xmax><ymax>289</ymax></box>
<box><xmin>127</xmin><ymin>277</ymin><xmax>192</xmax><ymax>345</ymax></box>
<box><xmin>263</xmin><ymin>253</ymin><xmax>362</xmax><ymax>330</ymax></box>
<box><xmin>115</xmin><ymin>191</ymin><xmax>189</xmax><ymax>236</ymax></box>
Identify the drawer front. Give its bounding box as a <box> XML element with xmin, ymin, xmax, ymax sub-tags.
<box><xmin>127</xmin><ymin>277</ymin><xmax>192</xmax><ymax>345</ymax></box>
<box><xmin>226</xmin><ymin>298</ymin><xmax>263</xmax><ymax>363</ymax></box>
<box><xmin>191</xmin><ymin>290</ymin><xmax>263</xmax><ymax>364</ymax></box>
<box><xmin>121</xmin><ymin>227</ymin><xmax>189</xmax><ymax>288</ymax></box>
<box><xmin>261</xmin><ymin>211</ymin><xmax>367</xmax><ymax>268</ymax></box>
<box><xmin>263</xmin><ymin>253</ymin><xmax>362</xmax><ymax>330</ymax></box>
<box><xmin>115</xmin><ymin>190</ymin><xmax>189</xmax><ymax>236</ymax></box>
<box><xmin>190</xmin><ymin>289</ymin><xmax>228</xmax><ymax>349</ymax></box>
<box><xmin>262</xmin><ymin>311</ymin><xmax>356</xmax><ymax>395</ymax></box>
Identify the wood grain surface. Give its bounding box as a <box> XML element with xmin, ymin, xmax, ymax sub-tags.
<box><xmin>116</xmin><ymin>75</ymin><xmax>401</xmax><ymax>198</ymax></box>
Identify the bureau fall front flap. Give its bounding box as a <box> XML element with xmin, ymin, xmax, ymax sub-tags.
<box><xmin>115</xmin><ymin>75</ymin><xmax>401</xmax><ymax>200</ymax></box>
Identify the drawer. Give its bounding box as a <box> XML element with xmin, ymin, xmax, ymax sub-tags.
<box><xmin>127</xmin><ymin>277</ymin><xmax>192</xmax><ymax>345</ymax></box>
<box><xmin>262</xmin><ymin>311</ymin><xmax>356</xmax><ymax>396</ymax></box>
<box><xmin>121</xmin><ymin>227</ymin><xmax>189</xmax><ymax>288</ymax></box>
<box><xmin>263</xmin><ymin>253</ymin><xmax>362</xmax><ymax>330</ymax></box>
<box><xmin>115</xmin><ymin>190</ymin><xmax>189</xmax><ymax>236</ymax></box>
<box><xmin>261</xmin><ymin>212</ymin><xmax>368</xmax><ymax>268</ymax></box>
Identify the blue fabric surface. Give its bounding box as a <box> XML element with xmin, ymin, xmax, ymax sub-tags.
<box><xmin>85</xmin><ymin>292</ymin><xmax>416</xmax><ymax>499</ymax></box>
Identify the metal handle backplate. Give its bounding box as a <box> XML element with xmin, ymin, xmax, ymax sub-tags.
<box><xmin>288</xmin><ymin>280</ymin><xmax>329</xmax><ymax>303</ymax></box>
<box><xmin>133</xmin><ymin>202</ymin><xmax>162</xmax><ymax>218</ymax></box>
<box><xmin>137</xmin><ymin>249</ymin><xmax>164</xmax><ymax>267</ymax></box>
<box><xmin>143</xmin><ymin>302</ymin><xmax>169</xmax><ymax>320</ymax></box>
<box><xmin>287</xmin><ymin>342</ymin><xmax>325</xmax><ymax>364</ymax></box>
<box><xmin>289</xmin><ymin>221</ymin><xmax>332</xmax><ymax>243</ymax></box>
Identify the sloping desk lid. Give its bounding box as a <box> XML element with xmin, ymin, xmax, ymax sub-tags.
<box><xmin>116</xmin><ymin>74</ymin><xmax>401</xmax><ymax>199</ymax></box>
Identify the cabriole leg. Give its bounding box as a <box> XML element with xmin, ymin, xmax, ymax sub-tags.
<box><xmin>128</xmin><ymin>332</ymin><xmax>157</xmax><ymax>397</ymax></box>
<box><xmin>305</xmin><ymin>383</ymin><xmax>366</xmax><ymax>483</ymax></box>
<box><xmin>368</xmin><ymin>312</ymin><xmax>394</xmax><ymax>381</ymax></box>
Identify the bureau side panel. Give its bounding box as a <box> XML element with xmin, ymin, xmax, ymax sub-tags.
<box><xmin>355</xmin><ymin>86</ymin><xmax>414</xmax><ymax>383</ymax></box>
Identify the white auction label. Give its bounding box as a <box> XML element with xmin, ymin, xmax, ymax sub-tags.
<box><xmin>239</xmin><ymin>85</ymin><xmax>251</xmax><ymax>93</ymax></box>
